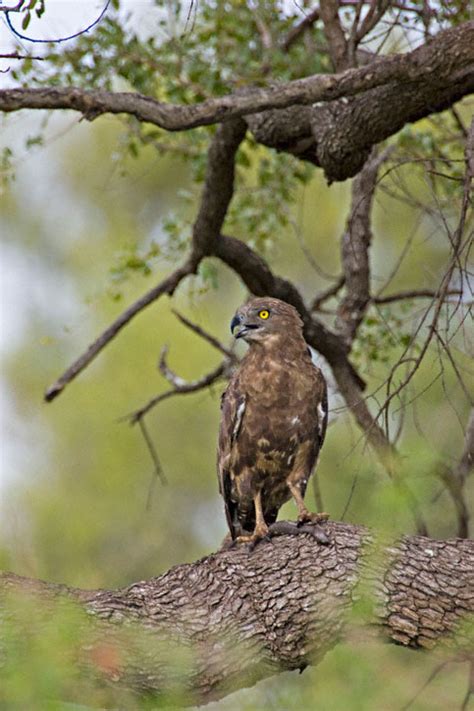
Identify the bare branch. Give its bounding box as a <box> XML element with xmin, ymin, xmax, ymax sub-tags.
<box><xmin>375</xmin><ymin>118</ymin><xmax>474</xmax><ymax>427</ymax></box>
<box><xmin>438</xmin><ymin>462</ymin><xmax>470</xmax><ymax>539</ymax></box>
<box><xmin>249</xmin><ymin>22</ymin><xmax>474</xmax><ymax>182</ymax></box>
<box><xmin>280</xmin><ymin>7</ymin><xmax>320</xmax><ymax>52</ymax></box>
<box><xmin>336</xmin><ymin>146</ymin><xmax>392</xmax><ymax>345</ymax></box>
<box><xmin>171</xmin><ymin>309</ymin><xmax>237</xmax><ymax>362</ymax></box>
<box><xmin>436</xmin><ymin>407</ymin><xmax>474</xmax><ymax>537</ymax></box>
<box><xmin>458</xmin><ymin>409</ymin><xmax>474</xmax><ymax>484</ymax></box>
<box><xmin>434</xmin><ymin>329</ymin><xmax>474</xmax><ymax>407</ymax></box>
<box><xmin>4</xmin><ymin>0</ymin><xmax>112</xmax><ymax>44</ymax></box>
<box><xmin>44</xmin><ymin>257</ymin><xmax>199</xmax><ymax>403</ymax></box>
<box><xmin>127</xmin><ymin>358</ymin><xmax>229</xmax><ymax>424</ymax></box>
<box><xmin>0</xmin><ymin>1</ymin><xmax>26</xmax><ymax>12</ymax></box>
<box><xmin>354</xmin><ymin>0</ymin><xmax>391</xmax><ymax>46</ymax></box>
<box><xmin>311</xmin><ymin>275</ymin><xmax>345</xmax><ymax>311</ymax></box>
<box><xmin>191</xmin><ymin>119</ymin><xmax>247</xmax><ymax>257</ymax></box>
<box><xmin>0</xmin><ymin>52</ymin><xmax>44</xmax><ymax>60</ymax></box>
<box><xmin>137</xmin><ymin>417</ymin><xmax>167</xmax><ymax>509</ymax></box>
<box><xmin>373</xmin><ymin>289</ymin><xmax>464</xmax><ymax>305</ymax></box>
<box><xmin>319</xmin><ymin>0</ymin><xmax>350</xmax><ymax>70</ymax></box>
<box><xmin>45</xmin><ymin>119</ymin><xmax>246</xmax><ymax>403</ymax></box>
<box><xmin>1</xmin><ymin>23</ymin><xmax>472</xmax><ymax>133</ymax></box>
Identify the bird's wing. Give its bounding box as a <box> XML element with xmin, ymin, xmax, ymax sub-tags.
<box><xmin>217</xmin><ymin>378</ymin><xmax>246</xmax><ymax>539</ymax></box>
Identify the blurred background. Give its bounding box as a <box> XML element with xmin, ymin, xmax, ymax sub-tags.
<box><xmin>0</xmin><ymin>2</ymin><xmax>472</xmax><ymax>709</ymax></box>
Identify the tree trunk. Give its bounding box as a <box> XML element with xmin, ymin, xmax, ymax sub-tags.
<box><xmin>1</xmin><ymin>522</ymin><xmax>473</xmax><ymax>705</ymax></box>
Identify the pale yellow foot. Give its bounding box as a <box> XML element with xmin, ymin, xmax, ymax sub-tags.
<box><xmin>235</xmin><ymin>522</ymin><xmax>270</xmax><ymax>549</ymax></box>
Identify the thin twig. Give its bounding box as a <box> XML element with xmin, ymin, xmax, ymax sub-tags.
<box><xmin>0</xmin><ymin>52</ymin><xmax>44</xmax><ymax>60</ymax></box>
<box><xmin>4</xmin><ymin>0</ymin><xmax>112</xmax><ymax>44</ymax></box>
<box><xmin>375</xmin><ymin>118</ymin><xmax>473</xmax><ymax>432</ymax></box>
<box><xmin>311</xmin><ymin>276</ymin><xmax>345</xmax><ymax>311</ymax></box>
<box><xmin>434</xmin><ymin>329</ymin><xmax>474</xmax><ymax>406</ymax></box>
<box><xmin>171</xmin><ymin>310</ymin><xmax>237</xmax><ymax>362</ymax></box>
<box><xmin>373</xmin><ymin>288</ymin><xmax>463</xmax><ymax>304</ymax></box>
<box><xmin>280</xmin><ymin>7</ymin><xmax>320</xmax><ymax>52</ymax></box>
<box><xmin>127</xmin><ymin>359</ymin><xmax>229</xmax><ymax>424</ymax></box>
<box><xmin>136</xmin><ymin>418</ymin><xmax>167</xmax><ymax>511</ymax></box>
<box><xmin>44</xmin><ymin>258</ymin><xmax>199</xmax><ymax>403</ymax></box>
<box><xmin>461</xmin><ymin>659</ymin><xmax>474</xmax><ymax>711</ymax></box>
<box><xmin>0</xmin><ymin>1</ymin><xmax>26</xmax><ymax>12</ymax></box>
<box><xmin>401</xmin><ymin>660</ymin><xmax>450</xmax><ymax>710</ymax></box>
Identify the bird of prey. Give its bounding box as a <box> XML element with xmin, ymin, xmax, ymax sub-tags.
<box><xmin>217</xmin><ymin>297</ymin><xmax>328</xmax><ymax>546</ymax></box>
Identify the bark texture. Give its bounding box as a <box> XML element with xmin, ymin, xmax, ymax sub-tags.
<box><xmin>1</xmin><ymin>522</ymin><xmax>473</xmax><ymax>705</ymax></box>
<box><xmin>1</xmin><ymin>22</ymin><xmax>473</xmax><ymax>182</ymax></box>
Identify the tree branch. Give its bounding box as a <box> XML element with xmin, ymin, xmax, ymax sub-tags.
<box><xmin>127</xmin><ymin>354</ymin><xmax>229</xmax><ymax>424</ymax></box>
<box><xmin>319</xmin><ymin>0</ymin><xmax>350</xmax><ymax>71</ymax></box>
<box><xmin>437</xmin><ymin>407</ymin><xmax>474</xmax><ymax>538</ymax></box>
<box><xmin>336</xmin><ymin>147</ymin><xmax>392</xmax><ymax>345</ymax></box>
<box><xmin>1</xmin><ymin>522</ymin><xmax>472</xmax><ymax>705</ymax></box>
<box><xmin>1</xmin><ymin>23</ymin><xmax>472</xmax><ymax>137</ymax></box>
<box><xmin>246</xmin><ymin>21</ymin><xmax>474</xmax><ymax>181</ymax></box>
<box><xmin>44</xmin><ymin>119</ymin><xmax>246</xmax><ymax>403</ymax></box>
<box><xmin>171</xmin><ymin>309</ymin><xmax>237</xmax><ymax>362</ymax></box>
<box><xmin>280</xmin><ymin>7</ymin><xmax>320</xmax><ymax>52</ymax></box>
<box><xmin>44</xmin><ymin>258</ymin><xmax>199</xmax><ymax>402</ymax></box>
<box><xmin>373</xmin><ymin>288</ymin><xmax>464</xmax><ymax>305</ymax></box>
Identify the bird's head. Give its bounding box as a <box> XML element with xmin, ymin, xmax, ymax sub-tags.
<box><xmin>230</xmin><ymin>297</ymin><xmax>304</xmax><ymax>345</ymax></box>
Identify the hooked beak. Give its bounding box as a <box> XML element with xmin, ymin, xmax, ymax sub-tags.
<box><xmin>230</xmin><ymin>313</ymin><xmax>259</xmax><ymax>340</ymax></box>
<box><xmin>230</xmin><ymin>314</ymin><xmax>241</xmax><ymax>335</ymax></box>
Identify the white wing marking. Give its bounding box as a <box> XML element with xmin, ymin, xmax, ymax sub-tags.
<box><xmin>317</xmin><ymin>401</ymin><xmax>327</xmax><ymax>440</ymax></box>
<box><xmin>232</xmin><ymin>396</ymin><xmax>246</xmax><ymax>443</ymax></box>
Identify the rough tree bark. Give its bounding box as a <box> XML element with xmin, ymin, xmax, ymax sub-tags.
<box><xmin>1</xmin><ymin>522</ymin><xmax>473</xmax><ymax>705</ymax></box>
<box><xmin>1</xmin><ymin>22</ymin><xmax>473</xmax><ymax>182</ymax></box>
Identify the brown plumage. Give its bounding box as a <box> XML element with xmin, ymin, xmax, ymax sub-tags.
<box><xmin>217</xmin><ymin>297</ymin><xmax>328</xmax><ymax>545</ymax></box>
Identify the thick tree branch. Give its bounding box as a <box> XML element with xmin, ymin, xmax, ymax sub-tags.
<box><xmin>191</xmin><ymin>119</ymin><xmax>247</xmax><ymax>257</ymax></box>
<box><xmin>1</xmin><ymin>522</ymin><xmax>472</xmax><ymax>705</ymax></box>
<box><xmin>1</xmin><ymin>23</ymin><xmax>472</xmax><ymax>141</ymax></box>
<box><xmin>246</xmin><ymin>21</ymin><xmax>474</xmax><ymax>181</ymax></box>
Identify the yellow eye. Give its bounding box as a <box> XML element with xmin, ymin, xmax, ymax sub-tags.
<box><xmin>258</xmin><ymin>309</ymin><xmax>270</xmax><ymax>320</ymax></box>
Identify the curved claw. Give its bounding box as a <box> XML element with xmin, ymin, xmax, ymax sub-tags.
<box><xmin>297</xmin><ymin>511</ymin><xmax>330</xmax><ymax>526</ymax></box>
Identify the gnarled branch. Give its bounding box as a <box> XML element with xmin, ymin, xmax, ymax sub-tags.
<box><xmin>1</xmin><ymin>22</ymin><xmax>472</xmax><ymax>146</ymax></box>
<box><xmin>1</xmin><ymin>522</ymin><xmax>473</xmax><ymax>705</ymax></box>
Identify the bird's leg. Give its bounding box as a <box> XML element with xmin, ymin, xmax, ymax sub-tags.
<box><xmin>287</xmin><ymin>481</ymin><xmax>329</xmax><ymax>525</ymax></box>
<box><xmin>235</xmin><ymin>490</ymin><xmax>269</xmax><ymax>548</ymax></box>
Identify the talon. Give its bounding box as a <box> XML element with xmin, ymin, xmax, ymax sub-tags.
<box><xmin>297</xmin><ymin>511</ymin><xmax>329</xmax><ymax>526</ymax></box>
<box><xmin>235</xmin><ymin>523</ymin><xmax>270</xmax><ymax>551</ymax></box>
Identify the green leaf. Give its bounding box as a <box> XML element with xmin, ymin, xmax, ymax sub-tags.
<box><xmin>22</xmin><ymin>11</ymin><xmax>31</xmax><ymax>30</ymax></box>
